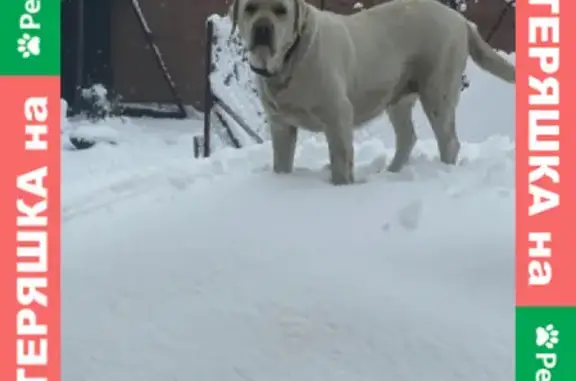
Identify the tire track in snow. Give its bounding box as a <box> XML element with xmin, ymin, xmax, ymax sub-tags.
<box><xmin>62</xmin><ymin>151</ymin><xmax>265</xmax><ymax>222</ymax></box>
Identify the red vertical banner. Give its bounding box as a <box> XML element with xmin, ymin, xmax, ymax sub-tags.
<box><xmin>516</xmin><ymin>4</ymin><xmax>576</xmax><ymax>381</ymax></box>
<box><xmin>516</xmin><ymin>0</ymin><xmax>576</xmax><ymax>308</ymax></box>
<box><xmin>0</xmin><ymin>77</ymin><xmax>61</xmax><ymax>381</ymax></box>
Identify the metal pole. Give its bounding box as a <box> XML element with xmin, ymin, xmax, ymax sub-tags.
<box><xmin>130</xmin><ymin>0</ymin><xmax>187</xmax><ymax>118</ymax></box>
<box><xmin>203</xmin><ymin>19</ymin><xmax>214</xmax><ymax>158</ymax></box>
<box><xmin>485</xmin><ymin>0</ymin><xmax>515</xmax><ymax>43</ymax></box>
<box><xmin>73</xmin><ymin>0</ymin><xmax>85</xmax><ymax>115</ymax></box>
<box><xmin>214</xmin><ymin>97</ymin><xmax>263</xmax><ymax>144</ymax></box>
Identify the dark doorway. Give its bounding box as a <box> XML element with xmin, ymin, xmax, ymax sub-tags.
<box><xmin>61</xmin><ymin>0</ymin><xmax>113</xmax><ymax>114</ymax></box>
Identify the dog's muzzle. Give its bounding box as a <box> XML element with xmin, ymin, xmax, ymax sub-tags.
<box><xmin>251</xmin><ymin>18</ymin><xmax>274</xmax><ymax>49</ymax></box>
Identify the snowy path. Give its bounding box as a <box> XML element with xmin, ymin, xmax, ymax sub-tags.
<box><xmin>62</xmin><ymin>137</ymin><xmax>514</xmax><ymax>381</ymax></box>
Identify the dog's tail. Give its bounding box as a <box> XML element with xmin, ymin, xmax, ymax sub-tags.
<box><xmin>466</xmin><ymin>22</ymin><xmax>515</xmax><ymax>83</ymax></box>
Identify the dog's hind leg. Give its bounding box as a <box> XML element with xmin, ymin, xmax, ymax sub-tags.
<box><xmin>420</xmin><ymin>91</ymin><xmax>460</xmax><ymax>165</ymax></box>
<box><xmin>386</xmin><ymin>95</ymin><xmax>417</xmax><ymax>172</ymax></box>
<box><xmin>270</xmin><ymin>122</ymin><xmax>298</xmax><ymax>174</ymax></box>
<box><xmin>437</xmin><ymin>114</ymin><xmax>460</xmax><ymax>165</ymax></box>
<box><xmin>419</xmin><ymin>65</ymin><xmax>464</xmax><ymax>166</ymax></box>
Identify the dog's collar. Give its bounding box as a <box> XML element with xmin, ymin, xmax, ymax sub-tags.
<box><xmin>250</xmin><ymin>34</ymin><xmax>302</xmax><ymax>78</ymax></box>
<box><xmin>249</xmin><ymin>65</ymin><xmax>273</xmax><ymax>77</ymax></box>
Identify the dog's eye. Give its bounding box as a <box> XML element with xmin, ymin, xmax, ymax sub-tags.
<box><xmin>272</xmin><ymin>5</ymin><xmax>287</xmax><ymax>16</ymax></box>
<box><xmin>244</xmin><ymin>3</ymin><xmax>257</xmax><ymax>14</ymax></box>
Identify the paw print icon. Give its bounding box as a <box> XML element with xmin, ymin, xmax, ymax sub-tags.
<box><xmin>536</xmin><ymin>324</ymin><xmax>559</xmax><ymax>350</ymax></box>
<box><xmin>17</xmin><ymin>33</ymin><xmax>41</xmax><ymax>59</ymax></box>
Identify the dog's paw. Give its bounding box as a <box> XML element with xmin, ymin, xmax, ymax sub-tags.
<box><xmin>330</xmin><ymin>173</ymin><xmax>355</xmax><ymax>186</ymax></box>
<box><xmin>273</xmin><ymin>165</ymin><xmax>294</xmax><ymax>175</ymax></box>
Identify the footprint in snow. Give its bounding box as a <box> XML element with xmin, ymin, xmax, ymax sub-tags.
<box><xmin>396</xmin><ymin>200</ymin><xmax>423</xmax><ymax>231</ymax></box>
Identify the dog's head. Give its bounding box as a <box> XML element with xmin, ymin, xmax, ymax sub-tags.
<box><xmin>229</xmin><ymin>0</ymin><xmax>305</xmax><ymax>74</ymax></box>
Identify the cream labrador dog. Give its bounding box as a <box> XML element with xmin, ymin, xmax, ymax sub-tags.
<box><xmin>230</xmin><ymin>0</ymin><xmax>515</xmax><ymax>185</ymax></box>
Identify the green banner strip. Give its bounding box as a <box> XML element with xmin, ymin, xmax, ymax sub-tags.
<box><xmin>0</xmin><ymin>0</ymin><xmax>60</xmax><ymax>75</ymax></box>
<box><xmin>516</xmin><ymin>307</ymin><xmax>576</xmax><ymax>381</ymax></box>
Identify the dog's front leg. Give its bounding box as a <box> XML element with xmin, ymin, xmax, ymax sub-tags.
<box><xmin>270</xmin><ymin>120</ymin><xmax>298</xmax><ymax>174</ymax></box>
<box><xmin>323</xmin><ymin>102</ymin><xmax>354</xmax><ymax>185</ymax></box>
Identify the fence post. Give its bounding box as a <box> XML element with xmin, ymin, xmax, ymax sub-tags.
<box><xmin>73</xmin><ymin>0</ymin><xmax>85</xmax><ymax>115</ymax></box>
<box><xmin>203</xmin><ymin>19</ymin><xmax>214</xmax><ymax>158</ymax></box>
<box><xmin>320</xmin><ymin>0</ymin><xmax>325</xmax><ymax>10</ymax></box>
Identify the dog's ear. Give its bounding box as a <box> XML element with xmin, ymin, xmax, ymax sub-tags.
<box><xmin>293</xmin><ymin>0</ymin><xmax>306</xmax><ymax>34</ymax></box>
<box><xmin>293</xmin><ymin>0</ymin><xmax>299</xmax><ymax>33</ymax></box>
<box><xmin>230</xmin><ymin>0</ymin><xmax>240</xmax><ymax>35</ymax></box>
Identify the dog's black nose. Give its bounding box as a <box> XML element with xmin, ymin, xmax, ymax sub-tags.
<box><xmin>252</xmin><ymin>20</ymin><xmax>272</xmax><ymax>47</ymax></box>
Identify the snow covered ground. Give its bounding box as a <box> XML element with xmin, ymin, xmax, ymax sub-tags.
<box><xmin>62</xmin><ymin>49</ymin><xmax>515</xmax><ymax>380</ymax></box>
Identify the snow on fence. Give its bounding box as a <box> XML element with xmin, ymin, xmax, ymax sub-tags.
<box><xmin>194</xmin><ymin>15</ymin><xmax>268</xmax><ymax>158</ymax></box>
